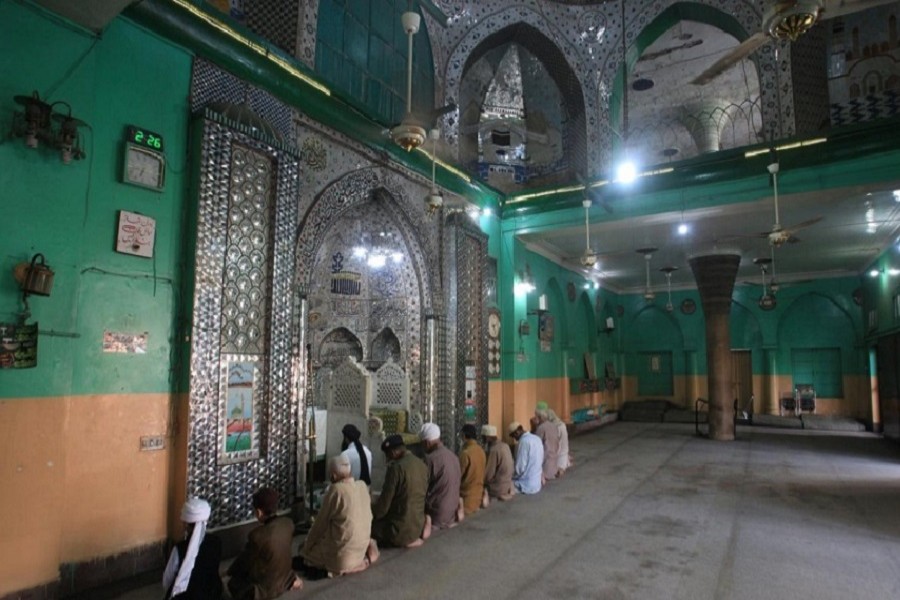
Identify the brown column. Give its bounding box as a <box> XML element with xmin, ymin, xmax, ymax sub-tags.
<box><xmin>689</xmin><ymin>254</ymin><xmax>741</xmax><ymax>441</ymax></box>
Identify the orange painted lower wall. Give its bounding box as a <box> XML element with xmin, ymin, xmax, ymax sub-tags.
<box><xmin>498</xmin><ymin>375</ymin><xmax>873</xmax><ymax>425</ymax></box>
<box><xmin>491</xmin><ymin>378</ymin><xmax>613</xmax><ymax>435</ymax></box>
<box><xmin>0</xmin><ymin>393</ymin><xmax>172</xmax><ymax>595</ymax></box>
<box><xmin>753</xmin><ymin>374</ymin><xmax>872</xmax><ymax>419</ymax></box>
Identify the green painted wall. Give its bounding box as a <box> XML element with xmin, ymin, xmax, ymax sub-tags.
<box><xmin>499</xmin><ymin>234</ymin><xmax>867</xmax><ymax>394</ymax></box>
<box><xmin>0</xmin><ymin>1</ymin><xmax>193</xmax><ymax>398</ymax></box>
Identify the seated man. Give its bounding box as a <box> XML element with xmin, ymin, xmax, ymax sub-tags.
<box><xmin>298</xmin><ymin>455</ymin><xmax>379</xmax><ymax>578</ymax></box>
<box><xmin>481</xmin><ymin>425</ymin><xmax>515</xmax><ymax>502</ymax></box>
<box><xmin>340</xmin><ymin>423</ymin><xmax>372</xmax><ymax>486</ymax></box>
<box><xmin>227</xmin><ymin>487</ymin><xmax>301</xmax><ymax>600</ymax></box>
<box><xmin>371</xmin><ymin>434</ymin><xmax>430</xmax><ymax>548</ymax></box>
<box><xmin>458</xmin><ymin>424</ymin><xmax>486</xmax><ymax>515</ymax></box>
<box><xmin>420</xmin><ymin>422</ymin><xmax>464</xmax><ymax>528</ymax></box>
<box><xmin>162</xmin><ymin>497</ymin><xmax>223</xmax><ymax>599</ymax></box>
<box><xmin>509</xmin><ymin>421</ymin><xmax>543</xmax><ymax>495</ymax></box>
<box><xmin>533</xmin><ymin>403</ymin><xmax>560</xmax><ymax>483</ymax></box>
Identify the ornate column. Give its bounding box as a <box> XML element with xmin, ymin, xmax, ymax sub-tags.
<box><xmin>689</xmin><ymin>254</ymin><xmax>741</xmax><ymax>441</ymax></box>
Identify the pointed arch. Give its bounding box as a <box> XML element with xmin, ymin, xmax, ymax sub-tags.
<box><xmin>319</xmin><ymin>327</ymin><xmax>364</xmax><ymax>368</ymax></box>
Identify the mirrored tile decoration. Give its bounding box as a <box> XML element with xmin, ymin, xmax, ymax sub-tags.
<box><xmin>221</xmin><ymin>144</ymin><xmax>273</xmax><ymax>355</ymax></box>
<box><xmin>442</xmin><ymin>213</ymin><xmax>488</xmax><ymax>450</ymax></box>
<box><xmin>296</xmin><ymin>169</ymin><xmax>439</xmax><ymax>418</ymax></box>
<box><xmin>431</xmin><ymin>0</ymin><xmax>792</xmax><ymax>169</ymax></box>
<box><xmin>188</xmin><ymin>107</ymin><xmax>300</xmax><ymax>527</ymax></box>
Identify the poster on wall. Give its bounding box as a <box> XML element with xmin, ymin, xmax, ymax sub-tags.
<box><xmin>218</xmin><ymin>355</ymin><xmax>262</xmax><ymax>464</ymax></box>
<box><xmin>102</xmin><ymin>330</ymin><xmax>148</xmax><ymax>353</ymax></box>
<box><xmin>539</xmin><ymin>311</ymin><xmax>554</xmax><ymax>352</ymax></box>
<box><xmin>115</xmin><ymin>210</ymin><xmax>156</xmax><ymax>258</ymax></box>
<box><xmin>464</xmin><ymin>364</ymin><xmax>477</xmax><ymax>424</ymax></box>
<box><xmin>0</xmin><ymin>322</ymin><xmax>38</xmax><ymax>369</ymax></box>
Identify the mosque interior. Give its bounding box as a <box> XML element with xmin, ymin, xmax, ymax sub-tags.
<box><xmin>3</xmin><ymin>0</ymin><xmax>900</xmax><ymax>597</ymax></box>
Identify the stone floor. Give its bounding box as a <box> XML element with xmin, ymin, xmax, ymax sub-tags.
<box><xmin>118</xmin><ymin>422</ymin><xmax>900</xmax><ymax>600</ymax></box>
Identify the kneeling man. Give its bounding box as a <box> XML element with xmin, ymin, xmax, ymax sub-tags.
<box><xmin>299</xmin><ymin>455</ymin><xmax>379</xmax><ymax>577</ymax></box>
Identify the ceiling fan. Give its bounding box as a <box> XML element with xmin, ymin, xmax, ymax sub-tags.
<box><xmin>390</xmin><ymin>6</ymin><xmax>456</xmax><ymax>152</ymax></box>
<box><xmin>691</xmin><ymin>0</ymin><xmax>898</xmax><ymax>86</ymax></box>
<box><xmin>759</xmin><ymin>156</ymin><xmax>823</xmax><ymax>247</ymax></box>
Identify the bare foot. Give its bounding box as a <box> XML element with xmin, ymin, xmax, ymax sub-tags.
<box><xmin>405</xmin><ymin>537</ymin><xmax>424</xmax><ymax>548</ymax></box>
<box><xmin>421</xmin><ymin>514</ymin><xmax>432</xmax><ymax>540</ymax></box>
<box><xmin>290</xmin><ymin>575</ymin><xmax>303</xmax><ymax>590</ymax></box>
<box><xmin>366</xmin><ymin>539</ymin><xmax>380</xmax><ymax>565</ymax></box>
<box><xmin>481</xmin><ymin>489</ymin><xmax>490</xmax><ymax>509</ymax></box>
<box><xmin>456</xmin><ymin>498</ymin><xmax>465</xmax><ymax>523</ymax></box>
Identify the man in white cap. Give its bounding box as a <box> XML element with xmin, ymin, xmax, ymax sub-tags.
<box><xmin>481</xmin><ymin>424</ymin><xmax>515</xmax><ymax>502</ymax></box>
<box><xmin>162</xmin><ymin>497</ymin><xmax>223</xmax><ymax>599</ymax></box>
<box><xmin>508</xmin><ymin>421</ymin><xmax>543</xmax><ymax>495</ymax></box>
<box><xmin>419</xmin><ymin>422</ymin><xmax>463</xmax><ymax>528</ymax></box>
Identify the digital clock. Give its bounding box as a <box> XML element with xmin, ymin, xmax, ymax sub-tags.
<box><xmin>126</xmin><ymin>125</ymin><xmax>164</xmax><ymax>152</ymax></box>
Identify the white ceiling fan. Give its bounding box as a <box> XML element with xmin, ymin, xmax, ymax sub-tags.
<box><xmin>759</xmin><ymin>157</ymin><xmax>823</xmax><ymax>247</ymax></box>
<box><xmin>390</xmin><ymin>5</ymin><xmax>456</xmax><ymax>152</ymax></box>
<box><xmin>691</xmin><ymin>0</ymin><xmax>898</xmax><ymax>86</ymax></box>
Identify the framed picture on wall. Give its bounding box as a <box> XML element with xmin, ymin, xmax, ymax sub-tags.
<box><xmin>218</xmin><ymin>355</ymin><xmax>263</xmax><ymax>464</ymax></box>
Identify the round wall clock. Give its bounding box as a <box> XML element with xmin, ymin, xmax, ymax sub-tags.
<box><xmin>681</xmin><ymin>298</ymin><xmax>697</xmax><ymax>315</ymax></box>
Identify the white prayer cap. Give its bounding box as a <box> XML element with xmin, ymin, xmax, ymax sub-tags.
<box><xmin>508</xmin><ymin>421</ymin><xmax>522</xmax><ymax>434</ymax></box>
<box><xmin>181</xmin><ymin>498</ymin><xmax>211</xmax><ymax>523</ymax></box>
<box><xmin>419</xmin><ymin>422</ymin><xmax>441</xmax><ymax>441</ymax></box>
<box><xmin>481</xmin><ymin>424</ymin><xmax>497</xmax><ymax>437</ymax></box>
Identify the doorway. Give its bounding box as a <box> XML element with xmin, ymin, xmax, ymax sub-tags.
<box><xmin>731</xmin><ymin>349</ymin><xmax>752</xmax><ymax>416</ymax></box>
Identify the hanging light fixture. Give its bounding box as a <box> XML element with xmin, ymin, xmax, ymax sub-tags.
<box><xmin>768</xmin><ymin>244</ymin><xmax>780</xmax><ymax>293</ymax></box>
<box><xmin>391</xmin><ymin>8</ymin><xmax>426</xmax><ymax>152</ymax></box>
<box><xmin>637</xmin><ymin>247</ymin><xmax>657</xmax><ymax>301</ymax></box>
<box><xmin>580</xmin><ymin>198</ymin><xmax>598</xmax><ymax>267</ymax></box>
<box><xmin>425</xmin><ymin>128</ymin><xmax>443</xmax><ymax>213</ymax></box>
<box><xmin>10</xmin><ymin>92</ymin><xmax>88</xmax><ymax>162</ymax></box>
<box><xmin>659</xmin><ymin>266</ymin><xmax>678</xmax><ymax>312</ymax></box>
<box><xmin>352</xmin><ymin>230</ymin><xmax>404</xmax><ymax>269</ymax></box>
<box><xmin>12</xmin><ymin>92</ymin><xmax>52</xmax><ymax>148</ymax></box>
<box><xmin>754</xmin><ymin>257</ymin><xmax>776</xmax><ymax>310</ymax></box>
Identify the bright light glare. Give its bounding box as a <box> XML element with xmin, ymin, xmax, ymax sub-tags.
<box><xmin>890</xmin><ymin>268</ymin><xmax>900</xmax><ymax>276</ymax></box>
<box><xmin>352</xmin><ymin>246</ymin><xmax>367</xmax><ymax>258</ymax></box>
<box><xmin>367</xmin><ymin>254</ymin><xmax>387</xmax><ymax>269</ymax></box>
<box><xmin>482</xmin><ymin>207</ymin><xmax>493</xmax><ymax>217</ymax></box>
<box><xmin>677</xmin><ymin>223</ymin><xmax>689</xmax><ymax>235</ymax></box>
<box><xmin>869</xmin><ymin>269</ymin><xmax>881</xmax><ymax>278</ymax></box>
<box><xmin>893</xmin><ymin>190</ymin><xmax>900</xmax><ymax>202</ymax></box>
<box><xmin>392</xmin><ymin>252</ymin><xmax>404</xmax><ymax>264</ymax></box>
<box><xmin>615</xmin><ymin>160</ymin><xmax>638</xmax><ymax>184</ymax></box>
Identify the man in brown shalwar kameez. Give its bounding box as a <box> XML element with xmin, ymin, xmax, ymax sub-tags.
<box><xmin>420</xmin><ymin>422</ymin><xmax>463</xmax><ymax>529</ymax></box>
<box><xmin>482</xmin><ymin>424</ymin><xmax>515</xmax><ymax>502</ymax></box>
<box><xmin>457</xmin><ymin>424</ymin><xmax>486</xmax><ymax>515</ymax></box>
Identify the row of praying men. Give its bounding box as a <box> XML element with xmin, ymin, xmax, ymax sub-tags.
<box><xmin>163</xmin><ymin>404</ymin><xmax>571</xmax><ymax>599</ymax></box>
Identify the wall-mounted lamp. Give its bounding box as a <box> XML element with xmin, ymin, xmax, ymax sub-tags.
<box><xmin>602</xmin><ymin>316</ymin><xmax>615</xmax><ymax>334</ymax></box>
<box><xmin>514</xmin><ymin>264</ymin><xmax>536</xmax><ymax>295</ymax></box>
<box><xmin>869</xmin><ymin>268</ymin><xmax>882</xmax><ymax>278</ymax></box>
<box><xmin>10</xmin><ymin>92</ymin><xmax>88</xmax><ymax>163</ymax></box>
<box><xmin>13</xmin><ymin>254</ymin><xmax>55</xmax><ymax>313</ymax></box>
